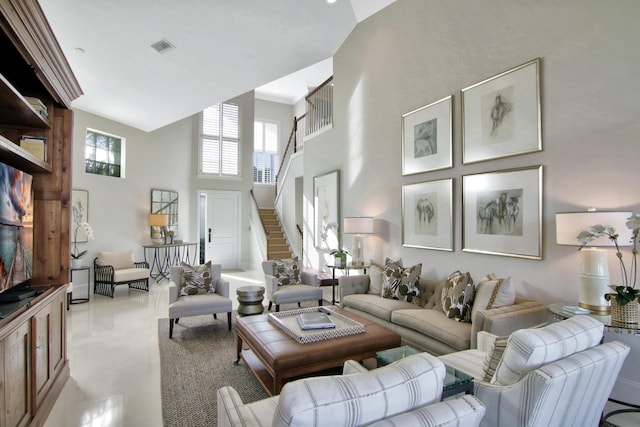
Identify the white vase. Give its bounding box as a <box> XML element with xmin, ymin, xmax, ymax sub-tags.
<box><xmin>71</xmin><ymin>259</ymin><xmax>83</xmax><ymax>269</ymax></box>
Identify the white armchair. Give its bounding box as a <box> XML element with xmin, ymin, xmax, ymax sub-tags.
<box><xmin>439</xmin><ymin>316</ymin><xmax>630</xmax><ymax>427</ymax></box>
<box><xmin>217</xmin><ymin>352</ymin><xmax>485</xmax><ymax>427</ymax></box>
<box><xmin>168</xmin><ymin>263</ymin><xmax>232</xmax><ymax>338</ymax></box>
<box><xmin>262</xmin><ymin>259</ymin><xmax>322</xmax><ymax>312</ymax></box>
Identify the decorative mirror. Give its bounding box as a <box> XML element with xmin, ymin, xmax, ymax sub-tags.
<box><xmin>150</xmin><ymin>189</ymin><xmax>178</xmax><ymax>237</ymax></box>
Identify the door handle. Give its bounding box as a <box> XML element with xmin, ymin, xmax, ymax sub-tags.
<box><xmin>208</xmin><ymin>228</ymin><xmax>212</xmax><ymax>243</ymax></box>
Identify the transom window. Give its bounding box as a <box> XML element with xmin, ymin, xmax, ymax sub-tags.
<box><xmin>85</xmin><ymin>128</ymin><xmax>125</xmax><ymax>178</ymax></box>
<box><xmin>200</xmin><ymin>102</ymin><xmax>240</xmax><ymax>177</ymax></box>
<box><xmin>253</xmin><ymin>120</ymin><xmax>279</xmax><ymax>184</ymax></box>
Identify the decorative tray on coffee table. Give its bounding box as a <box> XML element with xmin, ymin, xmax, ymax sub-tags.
<box><xmin>268</xmin><ymin>307</ymin><xmax>365</xmax><ymax>344</ymax></box>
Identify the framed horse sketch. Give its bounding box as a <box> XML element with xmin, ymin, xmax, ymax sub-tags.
<box><xmin>402</xmin><ymin>178</ymin><xmax>453</xmax><ymax>251</ymax></box>
<box><xmin>461</xmin><ymin>58</ymin><xmax>541</xmax><ymax>164</ymax></box>
<box><xmin>402</xmin><ymin>95</ymin><xmax>453</xmax><ymax>175</ymax></box>
<box><xmin>314</xmin><ymin>170</ymin><xmax>340</xmax><ymax>250</ymax></box>
<box><xmin>462</xmin><ymin>166</ymin><xmax>542</xmax><ymax>259</ymax></box>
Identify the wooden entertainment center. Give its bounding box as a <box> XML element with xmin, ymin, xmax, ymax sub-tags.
<box><xmin>0</xmin><ymin>0</ymin><xmax>82</xmax><ymax>426</ymax></box>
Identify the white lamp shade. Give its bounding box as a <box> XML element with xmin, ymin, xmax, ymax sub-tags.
<box><xmin>343</xmin><ymin>217</ymin><xmax>374</xmax><ymax>234</ymax></box>
<box><xmin>149</xmin><ymin>214</ymin><xmax>169</xmax><ymax>227</ymax></box>
<box><xmin>555</xmin><ymin>211</ymin><xmax>633</xmax><ymax>246</ymax></box>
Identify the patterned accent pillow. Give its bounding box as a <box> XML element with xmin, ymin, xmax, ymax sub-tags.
<box><xmin>367</xmin><ymin>261</ymin><xmax>384</xmax><ymax>295</ymax></box>
<box><xmin>482</xmin><ymin>336</ymin><xmax>508</xmax><ymax>383</ymax></box>
<box><xmin>273</xmin><ymin>258</ymin><xmax>300</xmax><ymax>286</ymax></box>
<box><xmin>441</xmin><ymin>270</ymin><xmax>474</xmax><ymax>322</ymax></box>
<box><xmin>179</xmin><ymin>261</ymin><xmax>213</xmax><ymax>295</ymax></box>
<box><xmin>381</xmin><ymin>259</ymin><xmax>422</xmax><ymax>303</ymax></box>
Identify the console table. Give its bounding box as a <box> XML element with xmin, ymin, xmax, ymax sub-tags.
<box><xmin>143</xmin><ymin>242</ymin><xmax>198</xmax><ymax>280</ymax></box>
<box><xmin>326</xmin><ymin>263</ymin><xmax>370</xmax><ymax>305</ymax></box>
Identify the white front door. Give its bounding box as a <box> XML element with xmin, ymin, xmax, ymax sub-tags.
<box><xmin>202</xmin><ymin>190</ymin><xmax>240</xmax><ymax>269</ymax></box>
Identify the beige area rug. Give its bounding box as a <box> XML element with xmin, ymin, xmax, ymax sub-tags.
<box><xmin>159</xmin><ymin>301</ymin><xmax>333</xmax><ymax>427</ymax></box>
<box><xmin>158</xmin><ymin>314</ymin><xmax>268</xmax><ymax>427</ymax></box>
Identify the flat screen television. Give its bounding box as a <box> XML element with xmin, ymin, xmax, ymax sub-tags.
<box><xmin>0</xmin><ymin>161</ymin><xmax>33</xmax><ymax>295</ymax></box>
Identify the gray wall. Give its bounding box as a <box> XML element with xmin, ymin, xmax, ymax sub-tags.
<box><xmin>301</xmin><ymin>0</ymin><xmax>640</xmax><ymax>304</ymax></box>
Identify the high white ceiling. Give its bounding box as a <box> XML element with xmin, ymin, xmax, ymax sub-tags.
<box><xmin>38</xmin><ymin>0</ymin><xmax>396</xmax><ymax>132</ymax></box>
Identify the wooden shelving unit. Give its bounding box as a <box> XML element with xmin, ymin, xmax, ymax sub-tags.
<box><xmin>0</xmin><ymin>0</ymin><xmax>83</xmax><ymax>425</ymax></box>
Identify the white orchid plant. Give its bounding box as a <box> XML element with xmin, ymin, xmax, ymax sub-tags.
<box><xmin>71</xmin><ymin>222</ymin><xmax>94</xmax><ymax>260</ymax></box>
<box><xmin>578</xmin><ymin>213</ymin><xmax>640</xmax><ymax>306</ymax></box>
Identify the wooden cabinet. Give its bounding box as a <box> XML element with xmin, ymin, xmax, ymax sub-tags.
<box><xmin>0</xmin><ymin>287</ymin><xmax>68</xmax><ymax>427</ymax></box>
<box><xmin>0</xmin><ymin>0</ymin><xmax>80</xmax><ymax>426</ymax></box>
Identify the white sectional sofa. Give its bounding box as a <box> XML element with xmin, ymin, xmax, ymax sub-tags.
<box><xmin>339</xmin><ymin>265</ymin><xmax>548</xmax><ymax>355</ymax></box>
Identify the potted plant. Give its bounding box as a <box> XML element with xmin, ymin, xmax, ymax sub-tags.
<box><xmin>71</xmin><ymin>221</ymin><xmax>94</xmax><ymax>268</ymax></box>
<box><xmin>578</xmin><ymin>213</ymin><xmax>640</xmax><ymax>322</ymax></box>
<box><xmin>330</xmin><ymin>248</ymin><xmax>349</xmax><ymax>267</ymax></box>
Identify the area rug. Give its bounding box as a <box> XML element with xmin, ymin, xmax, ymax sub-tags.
<box><xmin>159</xmin><ymin>301</ymin><xmax>332</xmax><ymax>427</ymax></box>
<box><xmin>158</xmin><ymin>314</ymin><xmax>268</xmax><ymax>427</ymax></box>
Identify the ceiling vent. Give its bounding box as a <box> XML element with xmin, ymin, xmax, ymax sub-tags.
<box><xmin>151</xmin><ymin>39</ymin><xmax>175</xmax><ymax>54</ymax></box>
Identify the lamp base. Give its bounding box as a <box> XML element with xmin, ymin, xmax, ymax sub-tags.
<box><xmin>579</xmin><ymin>274</ymin><xmax>611</xmax><ymax>314</ymax></box>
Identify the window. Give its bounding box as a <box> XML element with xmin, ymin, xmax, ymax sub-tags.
<box><xmin>200</xmin><ymin>102</ymin><xmax>240</xmax><ymax>177</ymax></box>
<box><xmin>85</xmin><ymin>129</ymin><xmax>125</xmax><ymax>178</ymax></box>
<box><xmin>253</xmin><ymin>120</ymin><xmax>279</xmax><ymax>184</ymax></box>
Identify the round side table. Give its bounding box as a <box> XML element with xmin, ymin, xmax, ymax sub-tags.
<box><xmin>237</xmin><ymin>286</ymin><xmax>265</xmax><ymax>316</ymax></box>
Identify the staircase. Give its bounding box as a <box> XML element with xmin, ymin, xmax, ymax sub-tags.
<box><xmin>259</xmin><ymin>208</ymin><xmax>294</xmax><ymax>260</ymax></box>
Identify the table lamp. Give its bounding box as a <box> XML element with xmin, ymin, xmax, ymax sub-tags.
<box><xmin>555</xmin><ymin>209</ymin><xmax>633</xmax><ymax>314</ymax></box>
<box><xmin>149</xmin><ymin>214</ymin><xmax>169</xmax><ymax>245</ymax></box>
<box><xmin>343</xmin><ymin>217</ymin><xmax>374</xmax><ymax>267</ymax></box>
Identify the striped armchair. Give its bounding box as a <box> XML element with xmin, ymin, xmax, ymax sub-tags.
<box><xmin>439</xmin><ymin>316</ymin><xmax>630</xmax><ymax>427</ymax></box>
<box><xmin>217</xmin><ymin>352</ymin><xmax>485</xmax><ymax>427</ymax></box>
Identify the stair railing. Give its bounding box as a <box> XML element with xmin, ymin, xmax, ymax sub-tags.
<box><xmin>296</xmin><ymin>224</ymin><xmax>303</xmax><ymax>263</ymax></box>
<box><xmin>250</xmin><ymin>190</ymin><xmax>268</xmax><ymax>259</ymax></box>
<box><xmin>305</xmin><ymin>76</ymin><xmax>333</xmax><ymax>137</ymax></box>
<box><xmin>275</xmin><ymin>113</ymin><xmax>305</xmax><ymax>197</ymax></box>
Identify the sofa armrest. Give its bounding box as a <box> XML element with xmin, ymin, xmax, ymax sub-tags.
<box><xmin>168</xmin><ymin>282</ymin><xmax>179</xmax><ymax>303</ymax></box>
<box><xmin>217</xmin><ymin>386</ymin><xmax>261</xmax><ymax>427</ymax></box>
<box><xmin>301</xmin><ymin>270</ymin><xmax>319</xmax><ymax>287</ymax></box>
<box><xmin>215</xmin><ymin>278</ymin><xmax>230</xmax><ymax>299</ymax></box>
<box><xmin>338</xmin><ymin>274</ymin><xmax>370</xmax><ymax>307</ymax></box>
<box><xmin>471</xmin><ymin>301</ymin><xmax>548</xmax><ymax>348</ymax></box>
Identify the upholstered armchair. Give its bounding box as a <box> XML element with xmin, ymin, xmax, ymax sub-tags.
<box><xmin>168</xmin><ymin>263</ymin><xmax>232</xmax><ymax>338</ymax></box>
<box><xmin>262</xmin><ymin>259</ymin><xmax>323</xmax><ymax>312</ymax></box>
<box><xmin>93</xmin><ymin>250</ymin><xmax>150</xmax><ymax>297</ymax></box>
<box><xmin>217</xmin><ymin>352</ymin><xmax>485</xmax><ymax>427</ymax></box>
<box><xmin>439</xmin><ymin>316</ymin><xmax>630</xmax><ymax>427</ymax></box>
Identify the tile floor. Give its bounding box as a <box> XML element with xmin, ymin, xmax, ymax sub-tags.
<box><xmin>42</xmin><ymin>269</ymin><xmax>638</xmax><ymax>426</ymax></box>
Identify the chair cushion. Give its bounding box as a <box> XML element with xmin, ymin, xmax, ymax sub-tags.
<box><xmin>272</xmin><ymin>352</ymin><xmax>445</xmax><ymax>427</ymax></box>
<box><xmin>113</xmin><ymin>267</ymin><xmax>149</xmax><ymax>282</ymax></box>
<box><xmin>273</xmin><ymin>258</ymin><xmax>300</xmax><ymax>286</ymax></box>
<box><xmin>493</xmin><ymin>315</ymin><xmax>603</xmax><ymax>385</ymax></box>
<box><xmin>271</xmin><ymin>284</ymin><xmax>322</xmax><ymax>305</ymax></box>
<box><xmin>169</xmin><ymin>293</ymin><xmax>232</xmax><ymax>318</ymax></box>
<box><xmin>97</xmin><ymin>250</ymin><xmax>135</xmax><ymax>270</ymax></box>
<box><xmin>180</xmin><ymin>261</ymin><xmax>215</xmax><ymax>295</ymax></box>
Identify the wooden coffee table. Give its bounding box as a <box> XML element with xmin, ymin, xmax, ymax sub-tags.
<box><xmin>235</xmin><ymin>307</ymin><xmax>401</xmax><ymax>396</ymax></box>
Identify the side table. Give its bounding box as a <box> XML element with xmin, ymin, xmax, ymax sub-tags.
<box><xmin>237</xmin><ymin>286</ymin><xmax>265</xmax><ymax>316</ymax></box>
<box><xmin>70</xmin><ymin>266</ymin><xmax>91</xmax><ymax>304</ymax></box>
<box><xmin>326</xmin><ymin>263</ymin><xmax>370</xmax><ymax>305</ymax></box>
<box><xmin>376</xmin><ymin>345</ymin><xmax>474</xmax><ymax>399</ymax></box>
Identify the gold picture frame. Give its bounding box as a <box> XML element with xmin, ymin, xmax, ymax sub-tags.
<box><xmin>462</xmin><ymin>58</ymin><xmax>542</xmax><ymax>164</ymax></box>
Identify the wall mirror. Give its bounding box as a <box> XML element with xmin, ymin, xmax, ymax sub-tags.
<box><xmin>151</xmin><ymin>189</ymin><xmax>178</xmax><ymax>236</ymax></box>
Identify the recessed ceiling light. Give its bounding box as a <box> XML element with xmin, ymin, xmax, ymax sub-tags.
<box><xmin>74</xmin><ymin>47</ymin><xmax>85</xmax><ymax>54</ymax></box>
<box><xmin>327</xmin><ymin>0</ymin><xmax>337</xmax><ymax>4</ymax></box>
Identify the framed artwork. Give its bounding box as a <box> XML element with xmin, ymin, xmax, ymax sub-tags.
<box><xmin>402</xmin><ymin>95</ymin><xmax>453</xmax><ymax>175</ymax></box>
<box><xmin>71</xmin><ymin>189</ymin><xmax>89</xmax><ymax>242</ymax></box>
<box><xmin>402</xmin><ymin>178</ymin><xmax>453</xmax><ymax>251</ymax></box>
<box><xmin>462</xmin><ymin>58</ymin><xmax>541</xmax><ymax>164</ymax></box>
<box><xmin>462</xmin><ymin>165</ymin><xmax>542</xmax><ymax>259</ymax></box>
<box><xmin>314</xmin><ymin>170</ymin><xmax>340</xmax><ymax>250</ymax></box>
